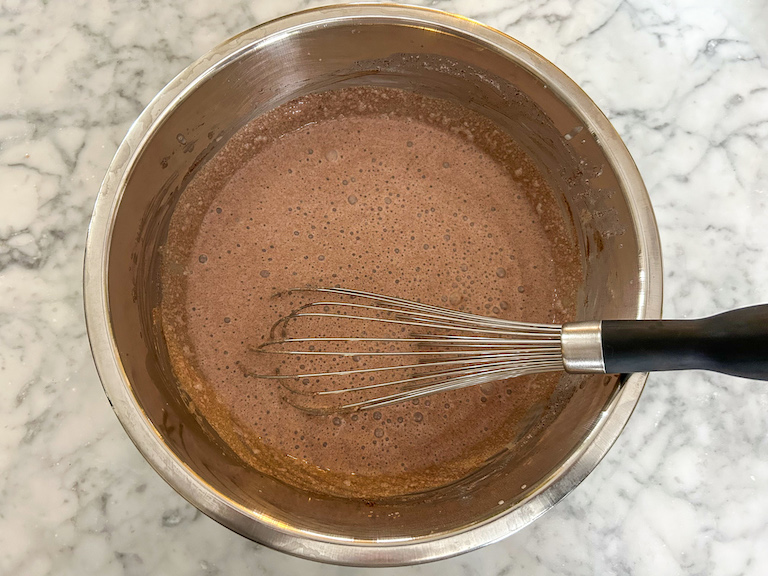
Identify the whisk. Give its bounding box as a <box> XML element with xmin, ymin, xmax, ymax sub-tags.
<box><xmin>250</xmin><ymin>288</ymin><xmax>768</xmax><ymax>413</ymax></box>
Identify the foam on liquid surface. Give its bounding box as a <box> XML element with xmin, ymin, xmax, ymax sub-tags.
<box><xmin>160</xmin><ymin>87</ymin><xmax>582</xmax><ymax>498</ymax></box>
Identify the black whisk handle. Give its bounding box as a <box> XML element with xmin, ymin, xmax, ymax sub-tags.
<box><xmin>601</xmin><ymin>304</ymin><xmax>768</xmax><ymax>381</ymax></box>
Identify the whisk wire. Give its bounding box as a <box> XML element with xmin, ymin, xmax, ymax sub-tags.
<box><xmin>252</xmin><ymin>288</ymin><xmax>564</xmax><ymax>413</ymax></box>
<box><xmin>272</xmin><ymin>310</ymin><xmax>558</xmax><ymax>338</ymax></box>
<box><xmin>306</xmin><ymin>361</ymin><xmax>562</xmax><ymax>413</ymax></box>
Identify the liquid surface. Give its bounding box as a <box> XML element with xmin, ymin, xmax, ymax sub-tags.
<box><xmin>160</xmin><ymin>87</ymin><xmax>582</xmax><ymax>498</ymax></box>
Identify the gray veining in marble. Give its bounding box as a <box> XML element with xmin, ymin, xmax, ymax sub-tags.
<box><xmin>1</xmin><ymin>0</ymin><xmax>767</xmax><ymax>574</ymax></box>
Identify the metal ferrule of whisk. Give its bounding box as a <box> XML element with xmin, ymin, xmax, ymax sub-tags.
<box><xmin>560</xmin><ymin>321</ymin><xmax>605</xmax><ymax>373</ymax></box>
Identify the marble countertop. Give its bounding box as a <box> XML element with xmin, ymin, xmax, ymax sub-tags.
<box><xmin>2</xmin><ymin>0</ymin><xmax>768</xmax><ymax>574</ymax></box>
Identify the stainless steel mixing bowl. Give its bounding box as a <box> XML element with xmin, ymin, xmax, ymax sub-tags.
<box><xmin>84</xmin><ymin>4</ymin><xmax>662</xmax><ymax>566</ymax></box>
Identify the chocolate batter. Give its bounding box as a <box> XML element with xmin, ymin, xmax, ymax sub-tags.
<box><xmin>160</xmin><ymin>87</ymin><xmax>582</xmax><ymax>499</ymax></box>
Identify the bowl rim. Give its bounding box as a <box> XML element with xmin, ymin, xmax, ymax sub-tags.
<box><xmin>83</xmin><ymin>3</ymin><xmax>663</xmax><ymax>566</ymax></box>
